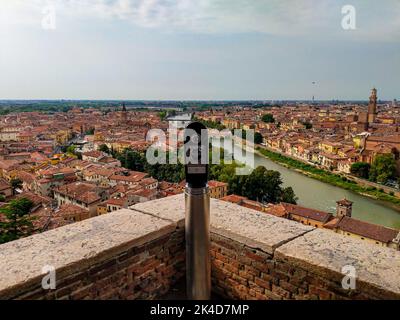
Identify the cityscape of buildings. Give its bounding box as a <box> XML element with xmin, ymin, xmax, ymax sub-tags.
<box><xmin>2</xmin><ymin>0</ymin><xmax>400</xmax><ymax>304</ymax></box>
<box><xmin>0</xmin><ymin>88</ymin><xmax>399</xmax><ymax>253</ymax></box>
<box><xmin>197</xmin><ymin>89</ymin><xmax>400</xmax><ymax>177</ymax></box>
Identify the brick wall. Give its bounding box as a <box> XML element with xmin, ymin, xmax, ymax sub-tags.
<box><xmin>210</xmin><ymin>232</ymin><xmax>400</xmax><ymax>300</ymax></box>
<box><xmin>8</xmin><ymin>228</ymin><xmax>185</xmax><ymax>300</ymax></box>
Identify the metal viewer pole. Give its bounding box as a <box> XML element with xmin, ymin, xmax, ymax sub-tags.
<box><xmin>184</xmin><ymin>121</ymin><xmax>211</xmax><ymax>300</ymax></box>
<box><xmin>185</xmin><ymin>185</ymin><xmax>211</xmax><ymax>300</ymax></box>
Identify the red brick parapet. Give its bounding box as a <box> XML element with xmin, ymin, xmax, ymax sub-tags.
<box><xmin>1</xmin><ymin>194</ymin><xmax>399</xmax><ymax>300</ymax></box>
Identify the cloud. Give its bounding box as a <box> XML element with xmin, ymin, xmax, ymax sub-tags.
<box><xmin>1</xmin><ymin>0</ymin><xmax>399</xmax><ymax>41</ymax></box>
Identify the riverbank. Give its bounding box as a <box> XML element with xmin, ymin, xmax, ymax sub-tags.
<box><xmin>256</xmin><ymin>146</ymin><xmax>400</xmax><ymax>211</ymax></box>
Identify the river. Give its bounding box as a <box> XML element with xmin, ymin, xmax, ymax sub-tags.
<box><xmin>228</xmin><ymin>143</ymin><xmax>400</xmax><ymax>230</ymax></box>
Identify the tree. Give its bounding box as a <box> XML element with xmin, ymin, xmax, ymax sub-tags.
<box><xmin>254</xmin><ymin>132</ymin><xmax>263</xmax><ymax>144</ymax></box>
<box><xmin>144</xmin><ymin>150</ymin><xmax>185</xmax><ymax>183</ymax></box>
<box><xmin>85</xmin><ymin>128</ymin><xmax>95</xmax><ymax>135</ymax></box>
<box><xmin>281</xmin><ymin>187</ymin><xmax>298</xmax><ymax>204</ymax></box>
<box><xmin>116</xmin><ymin>149</ymin><xmax>146</xmax><ymax>172</ymax></box>
<box><xmin>10</xmin><ymin>178</ymin><xmax>23</xmax><ymax>195</ymax></box>
<box><xmin>114</xmin><ymin>149</ymin><xmax>184</xmax><ymax>183</ymax></box>
<box><xmin>242</xmin><ymin>167</ymin><xmax>281</xmax><ymax>203</ymax></box>
<box><xmin>99</xmin><ymin>144</ymin><xmax>110</xmax><ymax>154</ymax></box>
<box><xmin>0</xmin><ymin>198</ymin><xmax>35</xmax><ymax>244</ymax></box>
<box><xmin>369</xmin><ymin>154</ymin><xmax>397</xmax><ymax>184</ymax></box>
<box><xmin>158</xmin><ymin>111</ymin><xmax>167</xmax><ymax>120</ymax></box>
<box><xmin>241</xmin><ymin>167</ymin><xmax>298</xmax><ymax>204</ymax></box>
<box><xmin>66</xmin><ymin>145</ymin><xmax>77</xmax><ymax>154</ymax></box>
<box><xmin>209</xmin><ymin>164</ymin><xmax>298</xmax><ymax>204</ymax></box>
<box><xmin>262</xmin><ymin>114</ymin><xmax>275</xmax><ymax>123</ymax></box>
<box><xmin>350</xmin><ymin>162</ymin><xmax>370</xmax><ymax>179</ymax></box>
<box><xmin>66</xmin><ymin>145</ymin><xmax>82</xmax><ymax>159</ymax></box>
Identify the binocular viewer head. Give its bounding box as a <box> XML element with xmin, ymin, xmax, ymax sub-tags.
<box><xmin>184</xmin><ymin>122</ymin><xmax>209</xmax><ymax>188</ymax></box>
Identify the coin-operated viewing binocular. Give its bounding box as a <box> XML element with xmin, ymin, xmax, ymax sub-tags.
<box><xmin>184</xmin><ymin>122</ymin><xmax>211</xmax><ymax>300</ymax></box>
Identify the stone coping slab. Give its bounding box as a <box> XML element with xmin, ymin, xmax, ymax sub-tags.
<box><xmin>131</xmin><ymin>194</ymin><xmax>313</xmax><ymax>254</ymax></box>
<box><xmin>2</xmin><ymin>194</ymin><xmax>399</xmax><ymax>300</ymax></box>
<box><xmin>0</xmin><ymin>209</ymin><xmax>174</xmax><ymax>298</ymax></box>
<box><xmin>275</xmin><ymin>228</ymin><xmax>400</xmax><ymax>297</ymax></box>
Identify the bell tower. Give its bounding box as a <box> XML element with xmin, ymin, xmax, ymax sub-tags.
<box><xmin>367</xmin><ymin>88</ymin><xmax>377</xmax><ymax>124</ymax></box>
<box><xmin>336</xmin><ymin>199</ymin><xmax>353</xmax><ymax>218</ymax></box>
<box><xmin>121</xmin><ymin>102</ymin><xmax>127</xmax><ymax>123</ymax></box>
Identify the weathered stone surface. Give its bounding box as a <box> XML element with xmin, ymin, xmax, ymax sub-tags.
<box><xmin>275</xmin><ymin>228</ymin><xmax>400</xmax><ymax>297</ymax></box>
<box><xmin>132</xmin><ymin>194</ymin><xmax>313</xmax><ymax>254</ymax></box>
<box><xmin>209</xmin><ymin>198</ymin><xmax>313</xmax><ymax>254</ymax></box>
<box><xmin>2</xmin><ymin>194</ymin><xmax>400</xmax><ymax>300</ymax></box>
<box><xmin>131</xmin><ymin>194</ymin><xmax>185</xmax><ymax>225</ymax></box>
<box><xmin>0</xmin><ymin>209</ymin><xmax>174</xmax><ymax>298</ymax></box>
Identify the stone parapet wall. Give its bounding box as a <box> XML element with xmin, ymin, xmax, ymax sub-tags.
<box><xmin>211</xmin><ymin>232</ymin><xmax>400</xmax><ymax>300</ymax></box>
<box><xmin>1</xmin><ymin>194</ymin><xmax>399</xmax><ymax>300</ymax></box>
<box><xmin>0</xmin><ymin>208</ymin><xmax>185</xmax><ymax>300</ymax></box>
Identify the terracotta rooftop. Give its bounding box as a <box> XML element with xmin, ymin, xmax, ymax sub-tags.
<box><xmin>54</xmin><ymin>182</ymin><xmax>101</xmax><ymax>205</ymax></box>
<box><xmin>110</xmin><ymin>171</ymin><xmax>148</xmax><ymax>183</ymax></box>
<box><xmin>208</xmin><ymin>180</ymin><xmax>228</xmax><ymax>188</ymax></box>
<box><xmin>264</xmin><ymin>203</ymin><xmax>290</xmax><ymax>218</ymax></box>
<box><xmin>336</xmin><ymin>216</ymin><xmax>399</xmax><ymax>243</ymax></box>
<box><xmin>0</xmin><ymin>179</ymin><xmax>11</xmax><ymax>192</ymax></box>
<box><xmin>337</xmin><ymin>198</ymin><xmax>353</xmax><ymax>206</ymax></box>
<box><xmin>220</xmin><ymin>194</ymin><xmax>247</xmax><ymax>204</ymax></box>
<box><xmin>82</xmin><ymin>150</ymin><xmax>105</xmax><ymax>158</ymax></box>
<box><xmin>281</xmin><ymin>203</ymin><xmax>332</xmax><ymax>223</ymax></box>
<box><xmin>15</xmin><ymin>191</ymin><xmax>53</xmax><ymax>207</ymax></box>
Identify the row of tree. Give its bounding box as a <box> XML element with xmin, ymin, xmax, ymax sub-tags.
<box><xmin>107</xmin><ymin>145</ymin><xmax>298</xmax><ymax>204</ymax></box>
<box><xmin>210</xmin><ymin>163</ymin><xmax>298</xmax><ymax>204</ymax></box>
<box><xmin>111</xmin><ymin>147</ymin><xmax>185</xmax><ymax>183</ymax></box>
<box><xmin>350</xmin><ymin>154</ymin><xmax>398</xmax><ymax>184</ymax></box>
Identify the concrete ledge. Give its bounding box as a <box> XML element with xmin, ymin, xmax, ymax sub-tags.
<box><xmin>133</xmin><ymin>195</ymin><xmax>400</xmax><ymax>298</ymax></box>
<box><xmin>1</xmin><ymin>195</ymin><xmax>400</xmax><ymax>300</ymax></box>
<box><xmin>275</xmin><ymin>228</ymin><xmax>400</xmax><ymax>298</ymax></box>
<box><xmin>131</xmin><ymin>194</ymin><xmax>313</xmax><ymax>254</ymax></box>
<box><xmin>0</xmin><ymin>209</ymin><xmax>176</xmax><ymax>299</ymax></box>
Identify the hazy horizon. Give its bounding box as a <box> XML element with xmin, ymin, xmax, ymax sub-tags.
<box><xmin>0</xmin><ymin>98</ymin><xmax>390</xmax><ymax>103</ymax></box>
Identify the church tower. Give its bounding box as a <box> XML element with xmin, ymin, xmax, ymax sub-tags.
<box><xmin>367</xmin><ymin>88</ymin><xmax>377</xmax><ymax>124</ymax></box>
<box><xmin>336</xmin><ymin>199</ymin><xmax>353</xmax><ymax>218</ymax></box>
<box><xmin>121</xmin><ymin>102</ymin><xmax>127</xmax><ymax>123</ymax></box>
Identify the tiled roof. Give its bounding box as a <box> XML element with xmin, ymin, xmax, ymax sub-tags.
<box><xmin>54</xmin><ymin>182</ymin><xmax>101</xmax><ymax>204</ymax></box>
<box><xmin>208</xmin><ymin>180</ymin><xmax>228</xmax><ymax>188</ymax></box>
<box><xmin>220</xmin><ymin>194</ymin><xmax>247</xmax><ymax>204</ymax></box>
<box><xmin>281</xmin><ymin>203</ymin><xmax>332</xmax><ymax>223</ymax></box>
<box><xmin>337</xmin><ymin>216</ymin><xmax>399</xmax><ymax>243</ymax></box>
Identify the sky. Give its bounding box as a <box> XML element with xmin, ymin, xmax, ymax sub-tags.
<box><xmin>0</xmin><ymin>0</ymin><xmax>399</xmax><ymax>101</ymax></box>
